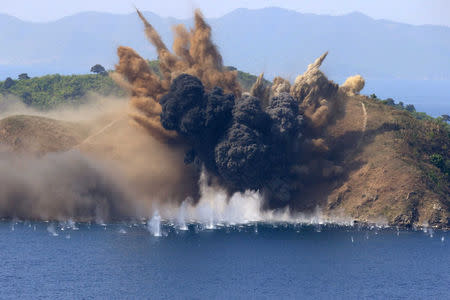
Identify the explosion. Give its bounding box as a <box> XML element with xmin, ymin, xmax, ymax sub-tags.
<box><xmin>0</xmin><ymin>8</ymin><xmax>366</xmax><ymax>222</ymax></box>
<box><xmin>114</xmin><ymin>9</ymin><xmax>359</xmax><ymax>209</ymax></box>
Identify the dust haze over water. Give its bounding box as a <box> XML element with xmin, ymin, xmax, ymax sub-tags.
<box><xmin>0</xmin><ymin>8</ymin><xmax>366</xmax><ymax>225</ymax></box>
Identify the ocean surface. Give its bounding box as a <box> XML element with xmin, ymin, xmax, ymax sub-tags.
<box><xmin>0</xmin><ymin>221</ymin><xmax>448</xmax><ymax>299</ymax></box>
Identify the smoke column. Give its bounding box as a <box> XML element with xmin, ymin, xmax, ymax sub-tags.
<box><xmin>114</xmin><ymin>9</ymin><xmax>241</xmax><ymax>144</ymax></box>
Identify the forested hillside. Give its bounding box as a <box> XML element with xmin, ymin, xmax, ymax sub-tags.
<box><xmin>0</xmin><ymin>62</ymin><xmax>265</xmax><ymax>109</ymax></box>
<box><xmin>0</xmin><ymin>73</ymin><xmax>124</xmax><ymax>109</ymax></box>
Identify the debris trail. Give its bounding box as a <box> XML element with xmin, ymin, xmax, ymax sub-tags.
<box><xmin>361</xmin><ymin>102</ymin><xmax>367</xmax><ymax>133</ymax></box>
<box><xmin>77</xmin><ymin>117</ymin><xmax>126</xmax><ymax>146</ymax></box>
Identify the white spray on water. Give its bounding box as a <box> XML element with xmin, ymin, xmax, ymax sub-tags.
<box><xmin>156</xmin><ymin>171</ymin><xmax>354</xmax><ymax>229</ymax></box>
<box><xmin>148</xmin><ymin>210</ymin><xmax>162</xmax><ymax>237</ymax></box>
<box><xmin>176</xmin><ymin>200</ymin><xmax>189</xmax><ymax>231</ymax></box>
<box><xmin>47</xmin><ymin>223</ymin><xmax>59</xmax><ymax>236</ymax></box>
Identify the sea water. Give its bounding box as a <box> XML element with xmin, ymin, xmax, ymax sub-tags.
<box><xmin>0</xmin><ymin>221</ymin><xmax>448</xmax><ymax>299</ymax></box>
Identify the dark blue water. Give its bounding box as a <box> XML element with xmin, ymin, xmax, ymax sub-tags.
<box><xmin>0</xmin><ymin>222</ymin><xmax>448</xmax><ymax>299</ymax></box>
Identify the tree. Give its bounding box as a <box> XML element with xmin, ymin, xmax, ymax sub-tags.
<box><xmin>90</xmin><ymin>64</ymin><xmax>107</xmax><ymax>75</ymax></box>
<box><xmin>385</xmin><ymin>98</ymin><xmax>395</xmax><ymax>106</ymax></box>
<box><xmin>3</xmin><ymin>77</ymin><xmax>15</xmax><ymax>89</ymax></box>
<box><xmin>405</xmin><ymin>104</ymin><xmax>416</xmax><ymax>112</ymax></box>
<box><xmin>18</xmin><ymin>73</ymin><xmax>30</xmax><ymax>80</ymax></box>
<box><xmin>441</xmin><ymin>114</ymin><xmax>450</xmax><ymax>122</ymax></box>
<box><xmin>21</xmin><ymin>92</ymin><xmax>32</xmax><ymax>105</ymax></box>
<box><xmin>397</xmin><ymin>101</ymin><xmax>404</xmax><ymax>109</ymax></box>
<box><xmin>430</xmin><ymin>154</ymin><xmax>445</xmax><ymax>171</ymax></box>
<box><xmin>370</xmin><ymin>93</ymin><xmax>377</xmax><ymax>99</ymax></box>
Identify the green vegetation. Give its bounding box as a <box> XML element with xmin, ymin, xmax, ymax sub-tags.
<box><xmin>18</xmin><ymin>73</ymin><xmax>30</xmax><ymax>80</ymax></box>
<box><xmin>225</xmin><ymin>66</ymin><xmax>271</xmax><ymax>91</ymax></box>
<box><xmin>90</xmin><ymin>64</ymin><xmax>107</xmax><ymax>75</ymax></box>
<box><xmin>430</xmin><ymin>153</ymin><xmax>449</xmax><ymax>175</ymax></box>
<box><xmin>392</xmin><ymin>110</ymin><xmax>449</xmax><ymax>195</ymax></box>
<box><xmin>0</xmin><ymin>60</ymin><xmax>269</xmax><ymax>110</ymax></box>
<box><xmin>148</xmin><ymin>60</ymin><xmax>161</xmax><ymax>77</ymax></box>
<box><xmin>0</xmin><ymin>73</ymin><xmax>126</xmax><ymax>109</ymax></box>
<box><xmin>369</xmin><ymin>93</ymin><xmax>450</xmax><ymax>124</ymax></box>
<box><xmin>372</xmin><ymin>94</ymin><xmax>415</xmax><ymax>113</ymax></box>
<box><xmin>238</xmin><ymin>70</ymin><xmax>271</xmax><ymax>91</ymax></box>
<box><xmin>367</xmin><ymin>93</ymin><xmax>449</xmax><ymax>196</ymax></box>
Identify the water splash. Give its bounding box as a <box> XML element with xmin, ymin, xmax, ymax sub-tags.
<box><xmin>67</xmin><ymin>219</ymin><xmax>79</xmax><ymax>230</ymax></box>
<box><xmin>95</xmin><ymin>205</ymin><xmax>107</xmax><ymax>226</ymax></box>
<box><xmin>148</xmin><ymin>210</ymin><xmax>162</xmax><ymax>237</ymax></box>
<box><xmin>177</xmin><ymin>200</ymin><xmax>189</xmax><ymax>231</ymax></box>
<box><xmin>156</xmin><ymin>170</ymin><xmax>354</xmax><ymax>230</ymax></box>
<box><xmin>59</xmin><ymin>219</ymin><xmax>78</xmax><ymax>231</ymax></box>
<box><xmin>422</xmin><ymin>225</ymin><xmax>434</xmax><ymax>238</ymax></box>
<box><xmin>10</xmin><ymin>218</ymin><xmax>18</xmax><ymax>231</ymax></box>
<box><xmin>47</xmin><ymin>223</ymin><xmax>59</xmax><ymax>236</ymax></box>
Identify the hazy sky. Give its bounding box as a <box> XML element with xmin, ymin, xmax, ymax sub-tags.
<box><xmin>1</xmin><ymin>0</ymin><xmax>449</xmax><ymax>27</ymax></box>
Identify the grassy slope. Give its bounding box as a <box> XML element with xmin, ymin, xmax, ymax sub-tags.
<box><xmin>326</xmin><ymin>94</ymin><xmax>449</xmax><ymax>228</ymax></box>
<box><xmin>0</xmin><ymin>115</ymin><xmax>88</xmax><ymax>153</ymax></box>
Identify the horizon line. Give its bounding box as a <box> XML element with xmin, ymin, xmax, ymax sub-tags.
<box><xmin>1</xmin><ymin>7</ymin><xmax>449</xmax><ymax>29</ymax></box>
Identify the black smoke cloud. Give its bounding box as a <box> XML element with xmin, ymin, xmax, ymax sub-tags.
<box><xmin>215</xmin><ymin>94</ymin><xmax>271</xmax><ymax>192</ymax></box>
<box><xmin>159</xmin><ymin>74</ymin><xmax>235</xmax><ymax>172</ymax></box>
<box><xmin>159</xmin><ymin>74</ymin><xmax>307</xmax><ymax>206</ymax></box>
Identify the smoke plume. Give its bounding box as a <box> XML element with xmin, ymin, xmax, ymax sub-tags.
<box><xmin>250</xmin><ymin>73</ymin><xmax>271</xmax><ymax>106</ymax></box>
<box><xmin>271</xmin><ymin>77</ymin><xmax>291</xmax><ymax>97</ymax></box>
<box><xmin>341</xmin><ymin>75</ymin><xmax>365</xmax><ymax>95</ymax></box>
<box><xmin>114</xmin><ymin>9</ymin><xmax>241</xmax><ymax>143</ymax></box>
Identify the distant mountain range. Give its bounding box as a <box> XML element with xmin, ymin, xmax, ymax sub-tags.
<box><xmin>1</xmin><ymin>7</ymin><xmax>450</xmax><ymax>81</ymax></box>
